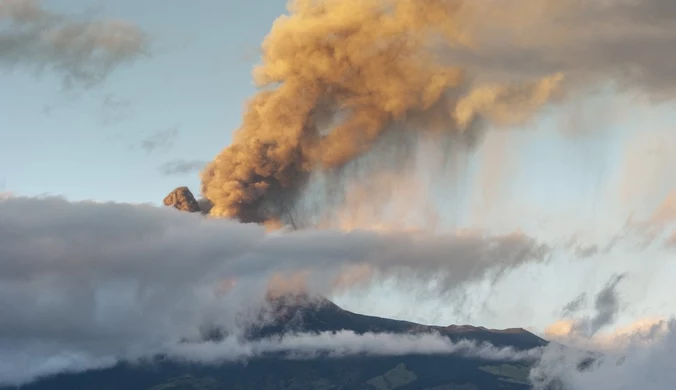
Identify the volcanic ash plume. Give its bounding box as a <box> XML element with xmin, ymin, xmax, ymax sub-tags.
<box><xmin>201</xmin><ymin>0</ymin><xmax>563</xmax><ymax>225</ymax></box>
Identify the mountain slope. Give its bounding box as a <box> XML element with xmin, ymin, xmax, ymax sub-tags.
<box><xmin>4</xmin><ymin>296</ymin><xmax>547</xmax><ymax>390</ymax></box>
<box><xmin>249</xmin><ymin>294</ymin><xmax>546</xmax><ymax>350</ymax></box>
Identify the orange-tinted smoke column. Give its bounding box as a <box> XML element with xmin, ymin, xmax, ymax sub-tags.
<box><xmin>201</xmin><ymin>0</ymin><xmax>562</xmax><ymax>224</ymax></box>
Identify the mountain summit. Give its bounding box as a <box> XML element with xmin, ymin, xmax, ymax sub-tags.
<box><xmin>163</xmin><ymin>186</ymin><xmax>202</xmax><ymax>213</ymax></box>
<box><xmin>249</xmin><ymin>293</ymin><xmax>546</xmax><ymax>351</ymax></box>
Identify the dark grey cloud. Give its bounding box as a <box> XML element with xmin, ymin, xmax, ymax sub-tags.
<box><xmin>561</xmin><ymin>293</ymin><xmax>587</xmax><ymax>318</ymax></box>
<box><xmin>566</xmin><ymin>274</ymin><xmax>625</xmax><ymax>338</ymax></box>
<box><xmin>159</xmin><ymin>159</ymin><xmax>208</xmax><ymax>175</ymax></box>
<box><xmin>585</xmin><ymin>275</ymin><xmax>625</xmax><ymax>336</ymax></box>
<box><xmin>0</xmin><ymin>0</ymin><xmax>148</xmax><ymax>87</ymax></box>
<box><xmin>0</xmin><ymin>195</ymin><xmax>549</xmax><ymax>385</ymax></box>
<box><xmin>141</xmin><ymin>127</ymin><xmax>179</xmax><ymax>154</ymax></box>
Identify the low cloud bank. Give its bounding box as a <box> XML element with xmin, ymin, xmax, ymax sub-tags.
<box><xmin>0</xmin><ymin>330</ymin><xmax>542</xmax><ymax>387</ymax></box>
<box><xmin>0</xmin><ymin>195</ymin><xmax>548</xmax><ymax>386</ymax></box>
<box><xmin>165</xmin><ymin>330</ymin><xmax>543</xmax><ymax>366</ymax></box>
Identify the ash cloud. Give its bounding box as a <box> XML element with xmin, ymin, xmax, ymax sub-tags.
<box><xmin>0</xmin><ymin>0</ymin><xmax>148</xmax><ymax>87</ymax></box>
<box><xmin>0</xmin><ymin>196</ymin><xmax>549</xmax><ymax>385</ymax></box>
<box><xmin>199</xmin><ymin>0</ymin><xmax>676</xmax><ymax>228</ymax></box>
<box><xmin>200</xmin><ymin>0</ymin><xmax>564</xmax><ymax>225</ymax></box>
<box><xmin>450</xmin><ymin>0</ymin><xmax>676</xmax><ymax>98</ymax></box>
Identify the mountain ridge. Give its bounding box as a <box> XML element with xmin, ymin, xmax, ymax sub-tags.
<box><xmin>4</xmin><ymin>293</ymin><xmax>549</xmax><ymax>390</ymax></box>
<box><xmin>247</xmin><ymin>293</ymin><xmax>547</xmax><ymax>351</ymax></box>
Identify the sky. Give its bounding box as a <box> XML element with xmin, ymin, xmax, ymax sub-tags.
<box><xmin>1</xmin><ymin>0</ymin><xmax>286</xmax><ymax>203</ymax></box>
<box><xmin>2</xmin><ymin>1</ymin><xmax>676</xmax><ymax>387</ymax></box>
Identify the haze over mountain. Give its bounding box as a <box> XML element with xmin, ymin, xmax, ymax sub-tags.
<box><xmin>1</xmin><ymin>292</ymin><xmax>551</xmax><ymax>390</ymax></box>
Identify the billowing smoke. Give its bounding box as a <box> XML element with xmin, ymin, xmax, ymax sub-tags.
<box><xmin>200</xmin><ymin>0</ymin><xmax>563</xmax><ymax>225</ymax></box>
<box><xmin>200</xmin><ymin>0</ymin><xmax>676</xmax><ymax>228</ymax></box>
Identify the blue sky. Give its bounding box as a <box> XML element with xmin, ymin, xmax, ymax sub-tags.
<box><xmin>1</xmin><ymin>0</ymin><xmax>286</xmax><ymax>203</ymax></box>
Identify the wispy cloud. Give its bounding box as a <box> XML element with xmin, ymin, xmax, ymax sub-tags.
<box><xmin>561</xmin><ymin>293</ymin><xmax>587</xmax><ymax>318</ymax></box>
<box><xmin>100</xmin><ymin>94</ymin><xmax>134</xmax><ymax>125</ymax></box>
<box><xmin>0</xmin><ymin>0</ymin><xmax>148</xmax><ymax>87</ymax></box>
<box><xmin>546</xmin><ymin>274</ymin><xmax>626</xmax><ymax>341</ymax></box>
<box><xmin>534</xmin><ymin>274</ymin><xmax>676</xmax><ymax>390</ymax></box>
<box><xmin>158</xmin><ymin>159</ymin><xmax>207</xmax><ymax>175</ymax></box>
<box><xmin>532</xmin><ymin>319</ymin><xmax>675</xmax><ymax>390</ymax></box>
<box><xmin>573</xmin><ymin>275</ymin><xmax>625</xmax><ymax>338</ymax></box>
<box><xmin>141</xmin><ymin>127</ymin><xmax>179</xmax><ymax>154</ymax></box>
<box><xmin>623</xmin><ymin>191</ymin><xmax>676</xmax><ymax>249</ymax></box>
<box><xmin>164</xmin><ymin>330</ymin><xmax>542</xmax><ymax>365</ymax></box>
<box><xmin>666</xmin><ymin>232</ymin><xmax>676</xmax><ymax>248</ymax></box>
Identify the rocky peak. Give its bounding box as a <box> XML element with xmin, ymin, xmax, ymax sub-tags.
<box><xmin>163</xmin><ymin>186</ymin><xmax>201</xmax><ymax>213</ymax></box>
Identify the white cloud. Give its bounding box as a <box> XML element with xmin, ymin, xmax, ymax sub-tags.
<box><xmin>531</xmin><ymin>319</ymin><xmax>676</xmax><ymax>390</ymax></box>
<box><xmin>163</xmin><ymin>330</ymin><xmax>543</xmax><ymax>364</ymax></box>
<box><xmin>533</xmin><ymin>276</ymin><xmax>676</xmax><ymax>390</ymax></box>
<box><xmin>0</xmin><ymin>195</ymin><xmax>548</xmax><ymax>386</ymax></box>
<box><xmin>158</xmin><ymin>159</ymin><xmax>208</xmax><ymax>176</ymax></box>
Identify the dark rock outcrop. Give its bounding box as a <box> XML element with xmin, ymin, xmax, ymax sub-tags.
<box><xmin>163</xmin><ymin>186</ymin><xmax>201</xmax><ymax>213</ymax></box>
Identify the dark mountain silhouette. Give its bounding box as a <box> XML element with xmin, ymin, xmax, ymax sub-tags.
<box><xmin>246</xmin><ymin>293</ymin><xmax>546</xmax><ymax>351</ymax></box>
<box><xmin>6</xmin><ymin>295</ymin><xmax>552</xmax><ymax>390</ymax></box>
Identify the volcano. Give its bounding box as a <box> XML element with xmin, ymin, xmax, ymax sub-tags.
<box><xmin>7</xmin><ymin>295</ymin><xmax>549</xmax><ymax>390</ymax></box>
